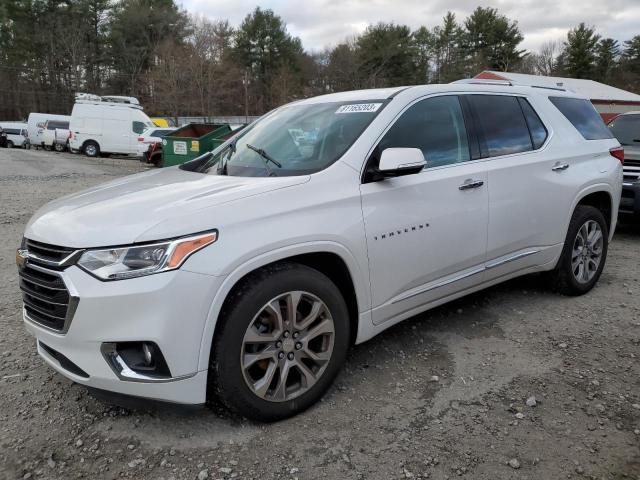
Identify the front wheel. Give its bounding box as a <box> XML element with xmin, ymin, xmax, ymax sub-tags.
<box><xmin>549</xmin><ymin>205</ymin><xmax>608</xmax><ymax>296</ymax></box>
<box><xmin>6</xmin><ymin>140</ymin><xmax>13</xmax><ymax>148</ymax></box>
<box><xmin>209</xmin><ymin>263</ymin><xmax>350</xmax><ymax>421</ymax></box>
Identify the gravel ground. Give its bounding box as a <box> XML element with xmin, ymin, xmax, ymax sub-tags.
<box><xmin>1</xmin><ymin>147</ymin><xmax>639</xmax><ymax>480</ymax></box>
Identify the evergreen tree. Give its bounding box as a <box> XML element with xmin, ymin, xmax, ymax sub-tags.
<box><xmin>432</xmin><ymin>12</ymin><xmax>466</xmax><ymax>82</ymax></box>
<box><xmin>234</xmin><ymin>7</ymin><xmax>304</xmax><ymax>111</ymax></box>
<box><xmin>464</xmin><ymin>7</ymin><xmax>525</xmax><ymax>72</ymax></box>
<box><xmin>595</xmin><ymin>38</ymin><xmax>620</xmax><ymax>83</ymax></box>
<box><xmin>564</xmin><ymin>23</ymin><xmax>600</xmax><ymax>79</ymax></box>
<box><xmin>356</xmin><ymin>23</ymin><xmax>417</xmax><ymax>87</ymax></box>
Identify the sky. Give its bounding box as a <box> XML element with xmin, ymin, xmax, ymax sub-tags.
<box><xmin>179</xmin><ymin>0</ymin><xmax>639</xmax><ymax>54</ymax></box>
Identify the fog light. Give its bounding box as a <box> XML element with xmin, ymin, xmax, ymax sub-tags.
<box><xmin>142</xmin><ymin>342</ymin><xmax>153</xmax><ymax>366</ymax></box>
<box><xmin>101</xmin><ymin>341</ymin><xmax>172</xmax><ymax>381</ymax></box>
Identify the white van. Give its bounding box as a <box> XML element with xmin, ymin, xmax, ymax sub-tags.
<box><xmin>27</xmin><ymin>113</ymin><xmax>70</xmax><ymax>147</ymax></box>
<box><xmin>0</xmin><ymin>122</ymin><xmax>28</xmax><ymax>148</ymax></box>
<box><xmin>69</xmin><ymin>93</ymin><xmax>155</xmax><ymax>157</ymax></box>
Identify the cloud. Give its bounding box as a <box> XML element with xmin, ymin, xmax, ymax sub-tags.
<box><xmin>179</xmin><ymin>0</ymin><xmax>639</xmax><ymax>52</ymax></box>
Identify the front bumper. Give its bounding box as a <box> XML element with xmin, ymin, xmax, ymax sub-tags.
<box><xmin>620</xmin><ymin>181</ymin><xmax>640</xmax><ymax>220</ymax></box>
<box><xmin>23</xmin><ymin>265</ymin><xmax>224</xmax><ymax>404</ymax></box>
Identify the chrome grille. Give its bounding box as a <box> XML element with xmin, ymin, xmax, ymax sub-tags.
<box><xmin>24</xmin><ymin>239</ymin><xmax>77</xmax><ymax>267</ymax></box>
<box><xmin>18</xmin><ymin>240</ymin><xmax>80</xmax><ymax>333</ymax></box>
<box><xmin>624</xmin><ymin>159</ymin><xmax>640</xmax><ymax>168</ymax></box>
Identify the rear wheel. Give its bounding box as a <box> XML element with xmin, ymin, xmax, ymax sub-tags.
<box><xmin>549</xmin><ymin>205</ymin><xmax>608</xmax><ymax>296</ymax></box>
<box><xmin>209</xmin><ymin>263</ymin><xmax>350</xmax><ymax>422</ymax></box>
<box><xmin>6</xmin><ymin>140</ymin><xmax>13</xmax><ymax>148</ymax></box>
<box><xmin>83</xmin><ymin>141</ymin><xmax>99</xmax><ymax>157</ymax></box>
<box><xmin>54</xmin><ymin>142</ymin><xmax>65</xmax><ymax>152</ymax></box>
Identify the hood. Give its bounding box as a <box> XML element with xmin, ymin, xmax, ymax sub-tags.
<box><xmin>25</xmin><ymin>167</ymin><xmax>309</xmax><ymax>248</ymax></box>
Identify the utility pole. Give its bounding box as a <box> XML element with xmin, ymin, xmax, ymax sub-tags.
<box><xmin>243</xmin><ymin>70</ymin><xmax>249</xmax><ymax>124</ymax></box>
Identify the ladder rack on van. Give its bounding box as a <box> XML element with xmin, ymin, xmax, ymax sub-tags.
<box><xmin>74</xmin><ymin>93</ymin><xmax>143</xmax><ymax>109</ymax></box>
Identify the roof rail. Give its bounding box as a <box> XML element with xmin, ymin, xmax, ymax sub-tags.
<box><xmin>452</xmin><ymin>78</ymin><xmax>513</xmax><ymax>86</ymax></box>
<box><xmin>530</xmin><ymin>84</ymin><xmax>567</xmax><ymax>92</ymax></box>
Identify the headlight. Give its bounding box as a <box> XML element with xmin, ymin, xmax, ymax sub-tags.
<box><xmin>77</xmin><ymin>231</ymin><xmax>217</xmax><ymax>280</ymax></box>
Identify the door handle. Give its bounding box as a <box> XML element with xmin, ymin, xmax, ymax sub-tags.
<box><xmin>552</xmin><ymin>162</ymin><xmax>569</xmax><ymax>172</ymax></box>
<box><xmin>458</xmin><ymin>179</ymin><xmax>484</xmax><ymax>190</ymax></box>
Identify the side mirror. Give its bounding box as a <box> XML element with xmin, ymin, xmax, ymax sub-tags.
<box><xmin>378</xmin><ymin>148</ymin><xmax>426</xmax><ymax>177</ymax></box>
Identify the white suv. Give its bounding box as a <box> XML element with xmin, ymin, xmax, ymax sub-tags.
<box><xmin>17</xmin><ymin>83</ymin><xmax>623</xmax><ymax>421</ymax></box>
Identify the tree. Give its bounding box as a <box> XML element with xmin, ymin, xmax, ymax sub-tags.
<box><xmin>595</xmin><ymin>38</ymin><xmax>620</xmax><ymax>83</ymax></box>
<box><xmin>431</xmin><ymin>12</ymin><xmax>466</xmax><ymax>82</ymax></box>
<box><xmin>356</xmin><ymin>23</ymin><xmax>417</xmax><ymax>88</ymax></box>
<box><xmin>324</xmin><ymin>40</ymin><xmax>361</xmax><ymax>92</ymax></box>
<box><xmin>531</xmin><ymin>41</ymin><xmax>559</xmax><ymax>76</ymax></box>
<box><xmin>108</xmin><ymin>0</ymin><xmax>189</xmax><ymax>95</ymax></box>
<box><xmin>464</xmin><ymin>6</ymin><xmax>525</xmax><ymax>72</ymax></box>
<box><xmin>412</xmin><ymin>26</ymin><xmax>433</xmax><ymax>84</ymax></box>
<box><xmin>622</xmin><ymin>35</ymin><xmax>640</xmax><ymax>78</ymax></box>
<box><xmin>564</xmin><ymin>23</ymin><xmax>600</xmax><ymax>79</ymax></box>
<box><xmin>234</xmin><ymin>7</ymin><xmax>304</xmax><ymax>112</ymax></box>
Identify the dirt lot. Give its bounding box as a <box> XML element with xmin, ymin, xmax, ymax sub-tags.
<box><xmin>0</xmin><ymin>147</ymin><xmax>639</xmax><ymax>480</ymax></box>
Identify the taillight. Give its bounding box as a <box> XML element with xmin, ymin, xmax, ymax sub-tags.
<box><xmin>610</xmin><ymin>146</ymin><xmax>624</xmax><ymax>164</ymax></box>
<box><xmin>138</xmin><ymin>136</ymin><xmax>144</xmax><ymax>142</ymax></box>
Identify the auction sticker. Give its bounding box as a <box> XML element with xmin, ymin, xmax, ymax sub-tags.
<box><xmin>173</xmin><ymin>141</ymin><xmax>187</xmax><ymax>155</ymax></box>
<box><xmin>335</xmin><ymin>103</ymin><xmax>382</xmax><ymax>114</ymax></box>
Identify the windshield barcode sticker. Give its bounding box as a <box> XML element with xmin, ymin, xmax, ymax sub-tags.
<box><xmin>335</xmin><ymin>103</ymin><xmax>382</xmax><ymax>114</ymax></box>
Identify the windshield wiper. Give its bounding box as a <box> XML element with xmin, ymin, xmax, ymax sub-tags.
<box><xmin>246</xmin><ymin>143</ymin><xmax>283</xmax><ymax>175</ymax></box>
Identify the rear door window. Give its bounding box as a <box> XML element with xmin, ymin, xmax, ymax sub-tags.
<box><xmin>549</xmin><ymin>97</ymin><xmax>613</xmax><ymax>140</ymax></box>
<box><xmin>376</xmin><ymin>95</ymin><xmax>470</xmax><ymax>168</ymax></box>
<box><xmin>468</xmin><ymin>95</ymin><xmax>533</xmax><ymax>157</ymax></box>
<box><xmin>518</xmin><ymin>98</ymin><xmax>548</xmax><ymax>149</ymax></box>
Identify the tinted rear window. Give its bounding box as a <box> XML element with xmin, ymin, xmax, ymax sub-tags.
<box><xmin>607</xmin><ymin>114</ymin><xmax>640</xmax><ymax>146</ymax></box>
<box><xmin>549</xmin><ymin>97</ymin><xmax>613</xmax><ymax>140</ymax></box>
<box><xmin>468</xmin><ymin>95</ymin><xmax>532</xmax><ymax>157</ymax></box>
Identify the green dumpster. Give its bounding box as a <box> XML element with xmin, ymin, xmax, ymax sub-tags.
<box><xmin>161</xmin><ymin>123</ymin><xmax>232</xmax><ymax>167</ymax></box>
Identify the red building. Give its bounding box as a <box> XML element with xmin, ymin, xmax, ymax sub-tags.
<box><xmin>475</xmin><ymin>71</ymin><xmax>640</xmax><ymax>122</ymax></box>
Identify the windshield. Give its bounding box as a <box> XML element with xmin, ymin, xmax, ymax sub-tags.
<box><xmin>608</xmin><ymin>114</ymin><xmax>640</xmax><ymax>146</ymax></box>
<box><xmin>188</xmin><ymin>101</ymin><xmax>386</xmax><ymax>177</ymax></box>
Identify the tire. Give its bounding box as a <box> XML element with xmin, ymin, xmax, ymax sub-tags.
<box><xmin>209</xmin><ymin>262</ymin><xmax>350</xmax><ymax>422</ymax></box>
<box><xmin>83</xmin><ymin>141</ymin><xmax>99</xmax><ymax>157</ymax></box>
<box><xmin>6</xmin><ymin>140</ymin><xmax>13</xmax><ymax>148</ymax></box>
<box><xmin>549</xmin><ymin>205</ymin><xmax>608</xmax><ymax>296</ymax></box>
<box><xmin>54</xmin><ymin>142</ymin><xmax>65</xmax><ymax>152</ymax></box>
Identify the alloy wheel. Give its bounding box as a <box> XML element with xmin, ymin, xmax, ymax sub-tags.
<box><xmin>240</xmin><ymin>291</ymin><xmax>335</xmax><ymax>402</ymax></box>
<box><xmin>571</xmin><ymin>220</ymin><xmax>603</xmax><ymax>284</ymax></box>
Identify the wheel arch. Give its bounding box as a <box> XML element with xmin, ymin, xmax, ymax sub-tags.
<box><xmin>197</xmin><ymin>242</ymin><xmax>369</xmax><ymax>373</ymax></box>
<box><xmin>81</xmin><ymin>139</ymin><xmax>100</xmax><ymax>153</ymax></box>
<box><xmin>570</xmin><ymin>186</ymin><xmax>615</xmax><ymax>239</ymax></box>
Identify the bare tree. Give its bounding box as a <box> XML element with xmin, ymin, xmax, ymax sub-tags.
<box><xmin>533</xmin><ymin>41</ymin><xmax>559</xmax><ymax>76</ymax></box>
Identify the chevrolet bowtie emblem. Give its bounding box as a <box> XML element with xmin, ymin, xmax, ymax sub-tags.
<box><xmin>16</xmin><ymin>249</ymin><xmax>28</xmax><ymax>269</ymax></box>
